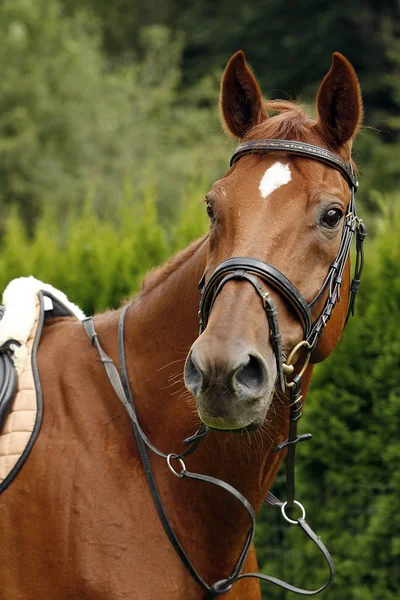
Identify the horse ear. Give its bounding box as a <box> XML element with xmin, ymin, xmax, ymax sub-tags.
<box><xmin>220</xmin><ymin>51</ymin><xmax>266</xmax><ymax>138</ymax></box>
<box><xmin>316</xmin><ymin>52</ymin><xmax>363</xmax><ymax>147</ymax></box>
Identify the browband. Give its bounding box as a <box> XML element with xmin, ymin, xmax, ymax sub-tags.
<box><xmin>230</xmin><ymin>139</ymin><xmax>358</xmax><ymax>190</ymax></box>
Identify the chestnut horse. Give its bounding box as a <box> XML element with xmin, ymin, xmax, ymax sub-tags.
<box><xmin>1</xmin><ymin>51</ymin><xmax>364</xmax><ymax>599</ymax></box>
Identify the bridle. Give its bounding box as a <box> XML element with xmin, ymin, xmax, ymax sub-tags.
<box><xmin>83</xmin><ymin>139</ymin><xmax>366</xmax><ymax>597</ymax></box>
<box><xmin>199</xmin><ymin>139</ymin><xmax>366</xmax><ymax>392</ymax></box>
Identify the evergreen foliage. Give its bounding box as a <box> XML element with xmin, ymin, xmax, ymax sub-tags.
<box><xmin>0</xmin><ymin>185</ymin><xmax>208</xmax><ymax>315</ymax></box>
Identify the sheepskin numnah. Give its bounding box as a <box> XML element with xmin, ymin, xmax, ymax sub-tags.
<box><xmin>0</xmin><ymin>296</ymin><xmax>42</xmax><ymax>488</ymax></box>
<box><xmin>0</xmin><ymin>280</ymin><xmax>84</xmax><ymax>494</ymax></box>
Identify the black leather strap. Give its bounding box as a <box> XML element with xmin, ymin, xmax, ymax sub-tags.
<box><xmin>275</xmin><ymin>375</ymin><xmax>312</xmax><ymax>508</ymax></box>
<box><xmin>202</xmin><ymin>269</ymin><xmax>286</xmax><ymax>391</ymax></box>
<box><xmin>199</xmin><ymin>257</ymin><xmax>312</xmax><ymax>338</ymax></box>
<box><xmin>230</xmin><ymin>139</ymin><xmax>358</xmax><ymax>189</ymax></box>
<box><xmin>116</xmin><ymin>309</ymin><xmax>215</xmax><ymax>593</ymax></box>
<box><xmin>347</xmin><ymin>220</ymin><xmax>366</xmax><ymax>320</ymax></box>
<box><xmin>0</xmin><ymin>306</ymin><xmax>18</xmax><ymax>430</ymax></box>
<box><xmin>235</xmin><ymin>515</ymin><xmax>335</xmax><ymax>596</ymax></box>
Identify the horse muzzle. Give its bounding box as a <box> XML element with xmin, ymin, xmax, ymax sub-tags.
<box><xmin>184</xmin><ymin>339</ymin><xmax>276</xmax><ymax>430</ymax></box>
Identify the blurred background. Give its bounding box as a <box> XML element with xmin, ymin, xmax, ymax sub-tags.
<box><xmin>0</xmin><ymin>1</ymin><xmax>398</xmax><ymax>598</ymax></box>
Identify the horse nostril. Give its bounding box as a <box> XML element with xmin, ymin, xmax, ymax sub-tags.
<box><xmin>185</xmin><ymin>346</ymin><xmax>270</xmax><ymax>401</ymax></box>
<box><xmin>234</xmin><ymin>354</ymin><xmax>266</xmax><ymax>394</ymax></box>
<box><xmin>184</xmin><ymin>351</ymin><xmax>204</xmax><ymax>395</ymax></box>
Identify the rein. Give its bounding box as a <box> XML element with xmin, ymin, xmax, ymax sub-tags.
<box><xmin>83</xmin><ymin>139</ymin><xmax>366</xmax><ymax>597</ymax></box>
<box><xmin>83</xmin><ymin>308</ymin><xmax>333</xmax><ymax>597</ymax></box>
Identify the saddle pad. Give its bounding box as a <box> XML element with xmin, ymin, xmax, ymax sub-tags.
<box><xmin>0</xmin><ymin>277</ymin><xmax>85</xmax><ymax>494</ymax></box>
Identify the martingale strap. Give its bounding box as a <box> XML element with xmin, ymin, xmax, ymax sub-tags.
<box><xmin>83</xmin><ymin>308</ymin><xmax>335</xmax><ymax>597</ymax></box>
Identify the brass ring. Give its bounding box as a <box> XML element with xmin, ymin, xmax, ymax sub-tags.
<box><xmin>283</xmin><ymin>340</ymin><xmax>311</xmax><ymax>388</ymax></box>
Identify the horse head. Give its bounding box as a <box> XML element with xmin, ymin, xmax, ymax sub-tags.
<box><xmin>185</xmin><ymin>51</ymin><xmax>363</xmax><ymax>431</ymax></box>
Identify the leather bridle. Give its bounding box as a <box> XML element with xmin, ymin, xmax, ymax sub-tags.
<box><xmin>199</xmin><ymin>139</ymin><xmax>366</xmax><ymax>392</ymax></box>
<box><xmin>84</xmin><ymin>139</ymin><xmax>366</xmax><ymax>597</ymax></box>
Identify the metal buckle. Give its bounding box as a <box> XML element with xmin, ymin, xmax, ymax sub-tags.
<box><xmin>282</xmin><ymin>340</ymin><xmax>311</xmax><ymax>388</ymax></box>
<box><xmin>262</xmin><ymin>291</ymin><xmax>270</xmax><ymax>308</ymax></box>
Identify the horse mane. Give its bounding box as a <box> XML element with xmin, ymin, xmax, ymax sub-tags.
<box><xmin>244</xmin><ymin>100</ymin><xmax>322</xmax><ymax>145</ymax></box>
<box><xmin>140</xmin><ymin>235</ymin><xmax>208</xmax><ymax>296</ymax></box>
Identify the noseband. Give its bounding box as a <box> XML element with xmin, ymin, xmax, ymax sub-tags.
<box><xmin>198</xmin><ymin>139</ymin><xmax>366</xmax><ymax>391</ymax></box>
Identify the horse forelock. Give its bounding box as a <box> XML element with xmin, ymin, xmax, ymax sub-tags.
<box><xmin>242</xmin><ymin>100</ymin><xmax>323</xmax><ymax>145</ymax></box>
<box><xmin>242</xmin><ymin>99</ymin><xmax>358</xmax><ymax>173</ymax></box>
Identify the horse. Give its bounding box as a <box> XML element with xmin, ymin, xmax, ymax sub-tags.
<box><xmin>1</xmin><ymin>50</ymin><xmax>365</xmax><ymax>599</ymax></box>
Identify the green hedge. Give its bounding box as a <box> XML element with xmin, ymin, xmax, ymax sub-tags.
<box><xmin>0</xmin><ymin>184</ymin><xmax>208</xmax><ymax>315</ymax></box>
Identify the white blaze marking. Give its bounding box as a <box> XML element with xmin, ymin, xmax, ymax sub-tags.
<box><xmin>259</xmin><ymin>162</ymin><xmax>291</xmax><ymax>198</ymax></box>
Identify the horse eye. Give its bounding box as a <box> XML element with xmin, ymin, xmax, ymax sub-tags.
<box><xmin>206</xmin><ymin>202</ymin><xmax>216</xmax><ymax>223</ymax></box>
<box><xmin>321</xmin><ymin>208</ymin><xmax>343</xmax><ymax>229</ymax></box>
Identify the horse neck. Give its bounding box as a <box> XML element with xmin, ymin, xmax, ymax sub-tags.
<box><xmin>123</xmin><ymin>235</ymin><xmax>209</xmax><ymax>442</ymax></box>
